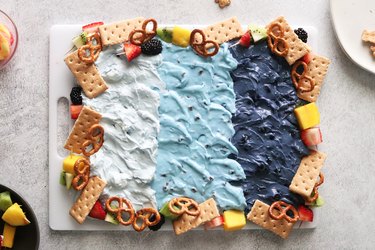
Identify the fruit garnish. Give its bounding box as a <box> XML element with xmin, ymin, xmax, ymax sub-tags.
<box><xmin>248</xmin><ymin>24</ymin><xmax>267</xmax><ymax>42</ymax></box>
<box><xmin>172</xmin><ymin>26</ymin><xmax>191</xmax><ymax>47</ymax></box>
<box><xmin>239</xmin><ymin>32</ymin><xmax>252</xmax><ymax>48</ymax></box>
<box><xmin>0</xmin><ymin>191</ymin><xmax>13</xmax><ymax>212</ymax></box>
<box><xmin>88</xmin><ymin>201</ymin><xmax>106</xmax><ymax>220</ymax></box>
<box><xmin>70</xmin><ymin>86</ymin><xmax>82</xmax><ymax>105</ymax></box>
<box><xmin>301</xmin><ymin>127</ymin><xmax>322</xmax><ymax>147</ymax></box>
<box><xmin>65</xmin><ymin>173</ymin><xmax>74</xmax><ymax>190</ymax></box>
<box><xmin>294</xmin><ymin>28</ymin><xmax>308</xmax><ymax>43</ymax></box>
<box><xmin>148</xmin><ymin>213</ymin><xmax>165</xmax><ymax>231</ymax></box>
<box><xmin>2</xmin><ymin>224</ymin><xmax>16</xmax><ymax>248</ymax></box>
<box><xmin>2</xmin><ymin>203</ymin><xmax>31</xmax><ymax>226</ymax></box>
<box><xmin>104</xmin><ymin>212</ymin><xmax>119</xmax><ymax>225</ymax></box>
<box><xmin>298</xmin><ymin>205</ymin><xmax>313</xmax><ymax>222</ymax></box>
<box><xmin>123</xmin><ymin>43</ymin><xmax>141</xmax><ymax>62</ymax></box>
<box><xmin>301</xmin><ymin>52</ymin><xmax>313</xmax><ymax>64</ymax></box>
<box><xmin>141</xmin><ymin>39</ymin><xmax>163</xmax><ymax>55</ymax></box>
<box><xmin>72</xmin><ymin>32</ymin><xmax>87</xmax><ymax>49</ymax></box>
<box><xmin>63</xmin><ymin>154</ymin><xmax>84</xmax><ymax>174</ymax></box>
<box><xmin>59</xmin><ymin>171</ymin><xmax>66</xmax><ymax>186</ymax></box>
<box><xmin>204</xmin><ymin>215</ymin><xmax>224</xmax><ymax>230</ymax></box>
<box><xmin>70</xmin><ymin>105</ymin><xmax>83</xmax><ymax>120</ymax></box>
<box><xmin>156</xmin><ymin>27</ymin><xmax>173</xmax><ymax>43</ymax></box>
<box><xmin>82</xmin><ymin>22</ymin><xmax>104</xmax><ymax>34</ymax></box>
<box><xmin>314</xmin><ymin>196</ymin><xmax>325</xmax><ymax>207</ymax></box>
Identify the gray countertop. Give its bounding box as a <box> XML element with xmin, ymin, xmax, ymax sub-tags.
<box><xmin>0</xmin><ymin>0</ymin><xmax>374</xmax><ymax>249</ymax></box>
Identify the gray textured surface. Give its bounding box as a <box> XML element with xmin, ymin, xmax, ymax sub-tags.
<box><xmin>0</xmin><ymin>0</ymin><xmax>374</xmax><ymax>249</ymax></box>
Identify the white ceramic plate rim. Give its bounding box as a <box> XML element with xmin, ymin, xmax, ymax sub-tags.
<box><xmin>330</xmin><ymin>0</ymin><xmax>375</xmax><ymax>74</ymax></box>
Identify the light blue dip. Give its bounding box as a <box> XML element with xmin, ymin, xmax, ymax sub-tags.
<box><xmin>152</xmin><ymin>42</ymin><xmax>246</xmax><ymax>210</ymax></box>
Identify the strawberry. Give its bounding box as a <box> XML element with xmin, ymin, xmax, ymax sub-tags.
<box><xmin>239</xmin><ymin>32</ymin><xmax>251</xmax><ymax>48</ymax></box>
<box><xmin>70</xmin><ymin>105</ymin><xmax>83</xmax><ymax>120</ymax></box>
<box><xmin>301</xmin><ymin>127</ymin><xmax>322</xmax><ymax>146</ymax></box>
<box><xmin>204</xmin><ymin>215</ymin><xmax>224</xmax><ymax>230</ymax></box>
<box><xmin>298</xmin><ymin>205</ymin><xmax>313</xmax><ymax>222</ymax></box>
<box><xmin>123</xmin><ymin>43</ymin><xmax>141</xmax><ymax>62</ymax></box>
<box><xmin>89</xmin><ymin>201</ymin><xmax>106</xmax><ymax>220</ymax></box>
<box><xmin>82</xmin><ymin>22</ymin><xmax>104</xmax><ymax>34</ymax></box>
<box><xmin>301</xmin><ymin>53</ymin><xmax>313</xmax><ymax>64</ymax></box>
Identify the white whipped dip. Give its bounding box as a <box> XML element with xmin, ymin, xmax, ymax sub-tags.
<box><xmin>83</xmin><ymin>45</ymin><xmax>164</xmax><ymax>209</ymax></box>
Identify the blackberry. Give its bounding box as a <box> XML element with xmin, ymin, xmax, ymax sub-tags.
<box><xmin>148</xmin><ymin>214</ymin><xmax>165</xmax><ymax>231</ymax></box>
<box><xmin>294</xmin><ymin>28</ymin><xmax>308</xmax><ymax>43</ymax></box>
<box><xmin>70</xmin><ymin>86</ymin><xmax>82</xmax><ymax>105</ymax></box>
<box><xmin>141</xmin><ymin>39</ymin><xmax>163</xmax><ymax>55</ymax></box>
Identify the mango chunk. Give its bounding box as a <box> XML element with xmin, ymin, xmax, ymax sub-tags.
<box><xmin>294</xmin><ymin>102</ymin><xmax>320</xmax><ymax>130</ymax></box>
<box><xmin>3</xmin><ymin>223</ymin><xmax>16</xmax><ymax>248</ymax></box>
<box><xmin>2</xmin><ymin>203</ymin><xmax>30</xmax><ymax>226</ymax></box>
<box><xmin>223</xmin><ymin>210</ymin><xmax>246</xmax><ymax>231</ymax></box>
<box><xmin>172</xmin><ymin>26</ymin><xmax>191</xmax><ymax>47</ymax></box>
<box><xmin>63</xmin><ymin>154</ymin><xmax>84</xmax><ymax>174</ymax></box>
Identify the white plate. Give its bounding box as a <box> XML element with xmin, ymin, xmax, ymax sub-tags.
<box><xmin>49</xmin><ymin>24</ymin><xmax>318</xmax><ymax>231</ymax></box>
<box><xmin>330</xmin><ymin>0</ymin><xmax>375</xmax><ymax>74</ymax></box>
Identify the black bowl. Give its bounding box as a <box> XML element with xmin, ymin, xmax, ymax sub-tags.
<box><xmin>0</xmin><ymin>184</ymin><xmax>40</xmax><ymax>250</ymax></box>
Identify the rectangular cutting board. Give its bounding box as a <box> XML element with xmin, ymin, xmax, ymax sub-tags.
<box><xmin>49</xmin><ymin>24</ymin><xmax>318</xmax><ymax>231</ymax></box>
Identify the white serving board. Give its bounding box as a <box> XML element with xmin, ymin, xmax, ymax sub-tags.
<box><xmin>331</xmin><ymin>0</ymin><xmax>375</xmax><ymax>75</ymax></box>
<box><xmin>49</xmin><ymin>24</ymin><xmax>318</xmax><ymax>231</ymax></box>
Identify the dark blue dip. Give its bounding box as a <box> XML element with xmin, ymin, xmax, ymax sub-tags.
<box><xmin>229</xmin><ymin>40</ymin><xmax>310</xmax><ymax>213</ymax></box>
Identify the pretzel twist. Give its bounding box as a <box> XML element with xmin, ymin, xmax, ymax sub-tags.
<box><xmin>306</xmin><ymin>172</ymin><xmax>324</xmax><ymax>203</ymax></box>
<box><xmin>82</xmin><ymin>124</ymin><xmax>104</xmax><ymax>157</ymax></box>
<box><xmin>78</xmin><ymin>33</ymin><xmax>102</xmax><ymax>64</ymax></box>
<box><xmin>291</xmin><ymin>60</ymin><xmax>315</xmax><ymax>93</ymax></box>
<box><xmin>267</xmin><ymin>23</ymin><xmax>289</xmax><ymax>57</ymax></box>
<box><xmin>128</xmin><ymin>18</ymin><xmax>157</xmax><ymax>46</ymax></box>
<box><xmin>168</xmin><ymin>197</ymin><xmax>200</xmax><ymax>216</ymax></box>
<box><xmin>189</xmin><ymin>29</ymin><xmax>219</xmax><ymax>57</ymax></box>
<box><xmin>268</xmin><ymin>201</ymin><xmax>299</xmax><ymax>223</ymax></box>
<box><xmin>106</xmin><ymin>196</ymin><xmax>136</xmax><ymax>226</ymax></box>
<box><xmin>72</xmin><ymin>158</ymin><xmax>90</xmax><ymax>190</ymax></box>
<box><xmin>132</xmin><ymin>208</ymin><xmax>161</xmax><ymax>232</ymax></box>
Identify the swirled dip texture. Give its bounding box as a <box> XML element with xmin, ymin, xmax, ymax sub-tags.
<box><xmin>152</xmin><ymin>42</ymin><xmax>246</xmax><ymax>210</ymax></box>
<box><xmin>83</xmin><ymin>45</ymin><xmax>164</xmax><ymax>210</ymax></box>
<box><xmin>229</xmin><ymin>41</ymin><xmax>309</xmax><ymax>211</ymax></box>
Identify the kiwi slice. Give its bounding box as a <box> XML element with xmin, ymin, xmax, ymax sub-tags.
<box><xmin>0</xmin><ymin>191</ymin><xmax>13</xmax><ymax>212</ymax></box>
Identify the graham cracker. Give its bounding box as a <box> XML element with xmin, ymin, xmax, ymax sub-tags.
<box><xmin>267</xmin><ymin>16</ymin><xmax>311</xmax><ymax>65</ymax></box>
<box><xmin>297</xmin><ymin>55</ymin><xmax>331</xmax><ymax>102</ymax></box>
<box><xmin>370</xmin><ymin>46</ymin><xmax>375</xmax><ymax>57</ymax></box>
<box><xmin>247</xmin><ymin>200</ymin><xmax>295</xmax><ymax>239</ymax></box>
<box><xmin>289</xmin><ymin>151</ymin><xmax>327</xmax><ymax>198</ymax></box>
<box><xmin>173</xmin><ymin>198</ymin><xmax>219</xmax><ymax>235</ymax></box>
<box><xmin>64</xmin><ymin>106</ymin><xmax>102</xmax><ymax>154</ymax></box>
<box><xmin>64</xmin><ymin>51</ymin><xmax>108</xmax><ymax>99</ymax></box>
<box><xmin>69</xmin><ymin>176</ymin><xmax>106</xmax><ymax>224</ymax></box>
<box><xmin>203</xmin><ymin>17</ymin><xmax>243</xmax><ymax>45</ymax></box>
<box><xmin>98</xmin><ymin>17</ymin><xmax>145</xmax><ymax>46</ymax></box>
<box><xmin>362</xmin><ymin>30</ymin><xmax>375</xmax><ymax>44</ymax></box>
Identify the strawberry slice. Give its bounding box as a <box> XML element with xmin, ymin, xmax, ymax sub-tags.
<box><xmin>301</xmin><ymin>127</ymin><xmax>322</xmax><ymax>146</ymax></box>
<box><xmin>89</xmin><ymin>201</ymin><xmax>106</xmax><ymax>220</ymax></box>
<box><xmin>204</xmin><ymin>215</ymin><xmax>224</xmax><ymax>230</ymax></box>
<box><xmin>239</xmin><ymin>32</ymin><xmax>252</xmax><ymax>48</ymax></box>
<box><xmin>123</xmin><ymin>43</ymin><xmax>141</xmax><ymax>62</ymax></box>
<box><xmin>298</xmin><ymin>205</ymin><xmax>313</xmax><ymax>222</ymax></box>
<box><xmin>70</xmin><ymin>105</ymin><xmax>83</xmax><ymax>120</ymax></box>
<box><xmin>301</xmin><ymin>53</ymin><xmax>313</xmax><ymax>64</ymax></box>
<box><xmin>82</xmin><ymin>22</ymin><xmax>104</xmax><ymax>34</ymax></box>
